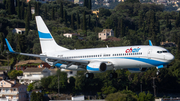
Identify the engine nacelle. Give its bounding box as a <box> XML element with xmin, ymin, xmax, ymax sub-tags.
<box><xmin>87</xmin><ymin>62</ymin><xmax>107</xmax><ymax>73</ymax></box>
<box><xmin>128</xmin><ymin>68</ymin><xmax>147</xmax><ymax>73</ymax></box>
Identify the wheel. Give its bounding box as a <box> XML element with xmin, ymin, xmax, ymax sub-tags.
<box><xmin>85</xmin><ymin>73</ymin><xmax>90</xmax><ymax>78</ymax></box>
<box><xmin>110</xmin><ymin>73</ymin><xmax>114</xmax><ymax>78</ymax></box>
<box><xmin>90</xmin><ymin>73</ymin><xmax>94</xmax><ymax>79</ymax></box>
<box><xmin>109</xmin><ymin>73</ymin><xmax>117</xmax><ymax>78</ymax></box>
<box><xmin>113</xmin><ymin>73</ymin><xmax>117</xmax><ymax>78</ymax></box>
<box><xmin>85</xmin><ymin>73</ymin><xmax>94</xmax><ymax>79</ymax></box>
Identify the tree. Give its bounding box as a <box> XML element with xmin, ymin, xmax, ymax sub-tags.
<box><xmin>27</xmin><ymin>2</ymin><xmax>32</xmax><ymax>20</ymax></box>
<box><xmin>125</xmin><ymin>0</ymin><xmax>140</xmax><ymax>3</ymax></box>
<box><xmin>0</xmin><ymin>33</ymin><xmax>4</xmax><ymax>53</ymax></box>
<box><xmin>21</xmin><ymin>2</ymin><xmax>24</xmax><ymax>19</ymax></box>
<box><xmin>27</xmin><ymin>83</ymin><xmax>33</xmax><ymax>92</ymax></box>
<box><xmin>44</xmin><ymin>6</ymin><xmax>47</xmax><ymax>19</ymax></box>
<box><xmin>36</xmin><ymin>2</ymin><xmax>40</xmax><ymax>15</ymax></box>
<box><xmin>60</xmin><ymin>2</ymin><xmax>63</xmax><ymax>18</ymax></box>
<box><xmin>51</xmin><ymin>7</ymin><xmax>55</xmax><ymax>20</ymax></box>
<box><xmin>83</xmin><ymin>11</ymin><xmax>87</xmax><ymax>32</ymax></box>
<box><xmin>175</xmin><ymin>11</ymin><xmax>180</xmax><ymax>28</ymax></box>
<box><xmin>63</xmin><ymin>10</ymin><xmax>67</xmax><ymax>24</ymax></box>
<box><xmin>17</xmin><ymin>0</ymin><xmax>20</xmax><ymax>18</ymax></box>
<box><xmin>25</xmin><ymin>11</ymin><xmax>30</xmax><ymax>35</ymax></box>
<box><xmin>36</xmin><ymin>92</ymin><xmax>43</xmax><ymax>101</ymax></box>
<box><xmin>88</xmin><ymin>0</ymin><xmax>92</xmax><ymax>10</ymax></box>
<box><xmin>83</xmin><ymin>0</ymin><xmax>88</xmax><ymax>8</ymax></box>
<box><xmin>30</xmin><ymin>92</ymin><xmax>37</xmax><ymax>101</ymax></box>
<box><xmin>41</xmin><ymin>76</ymin><xmax>51</xmax><ymax>90</ymax></box>
<box><xmin>71</xmin><ymin>13</ymin><xmax>75</xmax><ymax>30</ymax></box>
<box><xmin>77</xmin><ymin>12</ymin><xmax>80</xmax><ymax>29</ymax></box>
<box><xmin>8</xmin><ymin>70</ymin><xmax>23</xmax><ymax>79</ymax></box>
<box><xmin>88</xmin><ymin>15</ymin><xmax>91</xmax><ymax>29</ymax></box>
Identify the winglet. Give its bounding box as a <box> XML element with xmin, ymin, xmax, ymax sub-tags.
<box><xmin>5</xmin><ymin>38</ymin><xmax>15</xmax><ymax>53</ymax></box>
<box><xmin>149</xmin><ymin>40</ymin><xmax>153</xmax><ymax>46</ymax></box>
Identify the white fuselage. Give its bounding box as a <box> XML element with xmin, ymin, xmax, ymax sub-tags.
<box><xmin>44</xmin><ymin>45</ymin><xmax>174</xmax><ymax>71</ymax></box>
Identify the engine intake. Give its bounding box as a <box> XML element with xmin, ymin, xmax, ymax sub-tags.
<box><xmin>87</xmin><ymin>62</ymin><xmax>107</xmax><ymax>73</ymax></box>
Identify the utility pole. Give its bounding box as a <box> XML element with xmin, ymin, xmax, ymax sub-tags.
<box><xmin>152</xmin><ymin>77</ymin><xmax>156</xmax><ymax>97</ymax></box>
<box><xmin>58</xmin><ymin>72</ymin><xmax>60</xmax><ymax>95</ymax></box>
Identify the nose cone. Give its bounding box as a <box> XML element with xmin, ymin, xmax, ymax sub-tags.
<box><xmin>166</xmin><ymin>54</ymin><xmax>175</xmax><ymax>62</ymax></box>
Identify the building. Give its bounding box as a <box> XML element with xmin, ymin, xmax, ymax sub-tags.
<box><xmin>0</xmin><ymin>80</ymin><xmax>27</xmax><ymax>101</ymax></box>
<box><xmin>15</xmin><ymin>59</ymin><xmax>51</xmax><ymax>70</ymax></box>
<box><xmin>12</xmin><ymin>28</ymin><xmax>25</xmax><ymax>34</ymax></box>
<box><xmin>98</xmin><ymin>29</ymin><xmax>114</xmax><ymax>40</ymax></box>
<box><xmin>63</xmin><ymin>33</ymin><xmax>79</xmax><ymax>38</ymax></box>
<box><xmin>92</xmin><ymin>10</ymin><xmax>99</xmax><ymax>18</ymax></box>
<box><xmin>0</xmin><ymin>70</ymin><xmax>9</xmax><ymax>80</ymax></box>
<box><xmin>74</xmin><ymin>0</ymin><xmax>79</xmax><ymax>4</ymax></box>
<box><xmin>160</xmin><ymin>41</ymin><xmax>177</xmax><ymax>47</ymax></box>
<box><xmin>17</xmin><ymin>68</ymin><xmax>51</xmax><ymax>84</ymax></box>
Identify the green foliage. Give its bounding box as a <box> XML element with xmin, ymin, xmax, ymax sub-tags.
<box><xmin>138</xmin><ymin>91</ymin><xmax>154</xmax><ymax>101</ymax></box>
<box><xmin>27</xmin><ymin>83</ymin><xmax>33</xmax><ymax>92</ymax></box>
<box><xmin>8</xmin><ymin>70</ymin><xmax>23</xmax><ymax>79</ymax></box>
<box><xmin>106</xmin><ymin>90</ymin><xmax>138</xmax><ymax>101</ymax></box>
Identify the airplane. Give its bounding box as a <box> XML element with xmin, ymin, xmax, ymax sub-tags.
<box><xmin>5</xmin><ymin>16</ymin><xmax>174</xmax><ymax>79</ymax></box>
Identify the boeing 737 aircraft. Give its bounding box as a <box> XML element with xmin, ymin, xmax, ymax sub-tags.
<box><xmin>5</xmin><ymin>16</ymin><xmax>174</xmax><ymax>79</ymax></box>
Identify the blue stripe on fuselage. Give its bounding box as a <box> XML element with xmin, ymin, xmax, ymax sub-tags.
<box><xmin>38</xmin><ymin>31</ymin><xmax>52</xmax><ymax>39</ymax></box>
<box><xmin>81</xmin><ymin>57</ymin><xmax>167</xmax><ymax>66</ymax></box>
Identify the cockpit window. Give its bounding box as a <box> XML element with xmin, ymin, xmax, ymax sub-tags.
<box><xmin>157</xmin><ymin>51</ymin><xmax>168</xmax><ymax>53</ymax></box>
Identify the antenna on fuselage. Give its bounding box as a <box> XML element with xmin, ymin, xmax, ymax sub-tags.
<box><xmin>106</xmin><ymin>45</ymin><xmax>108</xmax><ymax>48</ymax></box>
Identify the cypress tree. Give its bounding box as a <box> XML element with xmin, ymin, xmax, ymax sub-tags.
<box><xmin>28</xmin><ymin>2</ymin><xmax>32</xmax><ymax>20</ymax></box>
<box><xmin>17</xmin><ymin>0</ymin><xmax>20</xmax><ymax>18</ymax></box>
<box><xmin>77</xmin><ymin>12</ymin><xmax>80</xmax><ymax>29</ymax></box>
<box><xmin>35</xmin><ymin>2</ymin><xmax>37</xmax><ymax>15</ymax></box>
<box><xmin>83</xmin><ymin>11</ymin><xmax>87</xmax><ymax>31</ymax></box>
<box><xmin>63</xmin><ymin>10</ymin><xmax>67</xmax><ymax>25</ymax></box>
<box><xmin>21</xmin><ymin>2</ymin><xmax>24</xmax><ymax>19</ymax></box>
<box><xmin>120</xmin><ymin>18</ymin><xmax>124</xmax><ymax>38</ymax></box>
<box><xmin>88</xmin><ymin>0</ymin><xmax>91</xmax><ymax>10</ymax></box>
<box><xmin>175</xmin><ymin>11</ymin><xmax>180</xmax><ymax>28</ymax></box>
<box><xmin>8</xmin><ymin>0</ymin><xmax>12</xmax><ymax>14</ymax></box>
<box><xmin>139</xmin><ymin>11</ymin><xmax>143</xmax><ymax>28</ymax></box>
<box><xmin>44</xmin><ymin>6</ymin><xmax>47</xmax><ymax>19</ymax></box>
<box><xmin>166</xmin><ymin>16</ymin><xmax>169</xmax><ymax>28</ymax></box>
<box><xmin>25</xmin><ymin>9</ymin><xmax>30</xmax><ymax>35</ymax></box>
<box><xmin>88</xmin><ymin>15</ymin><xmax>91</xmax><ymax>29</ymax></box>
<box><xmin>51</xmin><ymin>7</ymin><xmax>55</xmax><ymax>20</ymax></box>
<box><xmin>83</xmin><ymin>0</ymin><xmax>88</xmax><ymax>8</ymax></box>
<box><xmin>176</xmin><ymin>38</ymin><xmax>180</xmax><ymax>59</ymax></box>
<box><xmin>60</xmin><ymin>2</ymin><xmax>63</xmax><ymax>18</ymax></box>
<box><xmin>0</xmin><ymin>33</ymin><xmax>4</xmax><ymax>53</ymax></box>
<box><xmin>71</xmin><ymin>14</ymin><xmax>74</xmax><ymax>30</ymax></box>
<box><xmin>35</xmin><ymin>2</ymin><xmax>40</xmax><ymax>15</ymax></box>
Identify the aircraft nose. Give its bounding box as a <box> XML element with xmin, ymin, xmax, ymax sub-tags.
<box><xmin>166</xmin><ymin>54</ymin><xmax>174</xmax><ymax>62</ymax></box>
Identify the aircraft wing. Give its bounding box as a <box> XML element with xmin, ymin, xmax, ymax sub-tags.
<box><xmin>5</xmin><ymin>38</ymin><xmax>89</xmax><ymax>67</ymax></box>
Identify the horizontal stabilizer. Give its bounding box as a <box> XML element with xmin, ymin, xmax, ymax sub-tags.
<box><xmin>5</xmin><ymin>38</ymin><xmax>15</xmax><ymax>53</ymax></box>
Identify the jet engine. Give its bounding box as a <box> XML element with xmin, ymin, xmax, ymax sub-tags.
<box><xmin>86</xmin><ymin>62</ymin><xmax>107</xmax><ymax>73</ymax></box>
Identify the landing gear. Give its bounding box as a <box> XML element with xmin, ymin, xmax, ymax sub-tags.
<box><xmin>156</xmin><ymin>69</ymin><xmax>160</xmax><ymax>75</ymax></box>
<box><xmin>85</xmin><ymin>73</ymin><xmax>94</xmax><ymax>79</ymax></box>
<box><xmin>109</xmin><ymin>72</ymin><xmax>117</xmax><ymax>78</ymax></box>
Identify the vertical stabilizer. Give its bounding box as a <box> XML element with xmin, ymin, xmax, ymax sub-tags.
<box><xmin>35</xmin><ymin>16</ymin><xmax>69</xmax><ymax>54</ymax></box>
